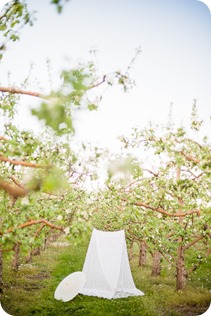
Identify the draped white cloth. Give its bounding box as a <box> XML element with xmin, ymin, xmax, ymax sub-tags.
<box><xmin>80</xmin><ymin>228</ymin><xmax>144</xmax><ymax>299</ymax></box>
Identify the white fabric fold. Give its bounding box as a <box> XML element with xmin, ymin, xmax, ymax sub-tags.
<box><xmin>80</xmin><ymin>228</ymin><xmax>144</xmax><ymax>299</ymax></box>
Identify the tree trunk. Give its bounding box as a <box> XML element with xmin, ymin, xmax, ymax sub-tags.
<box><xmin>129</xmin><ymin>240</ymin><xmax>134</xmax><ymax>260</ymax></box>
<box><xmin>176</xmin><ymin>245</ymin><xmax>187</xmax><ymax>290</ymax></box>
<box><xmin>139</xmin><ymin>241</ymin><xmax>147</xmax><ymax>266</ymax></box>
<box><xmin>151</xmin><ymin>250</ymin><xmax>161</xmax><ymax>276</ymax></box>
<box><xmin>42</xmin><ymin>238</ymin><xmax>47</xmax><ymax>251</ymax></box>
<box><xmin>32</xmin><ymin>247</ymin><xmax>41</xmax><ymax>256</ymax></box>
<box><xmin>0</xmin><ymin>250</ymin><xmax>3</xmax><ymax>293</ymax></box>
<box><xmin>12</xmin><ymin>243</ymin><xmax>20</xmax><ymax>271</ymax></box>
<box><xmin>25</xmin><ymin>250</ymin><xmax>32</xmax><ymax>263</ymax></box>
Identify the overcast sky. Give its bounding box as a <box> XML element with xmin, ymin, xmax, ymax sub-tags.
<box><xmin>1</xmin><ymin>0</ymin><xmax>211</xmax><ymax>151</ymax></box>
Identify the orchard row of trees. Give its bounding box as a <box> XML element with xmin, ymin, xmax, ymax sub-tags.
<box><xmin>0</xmin><ymin>0</ymin><xmax>210</xmax><ymax>293</ymax></box>
<box><xmin>92</xmin><ymin>106</ymin><xmax>211</xmax><ymax>290</ymax></box>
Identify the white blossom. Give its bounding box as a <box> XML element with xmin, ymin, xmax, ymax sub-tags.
<box><xmin>64</xmin><ymin>227</ymin><xmax>70</xmax><ymax>235</ymax></box>
<box><xmin>21</xmin><ymin>197</ymin><xmax>29</xmax><ymax>205</ymax></box>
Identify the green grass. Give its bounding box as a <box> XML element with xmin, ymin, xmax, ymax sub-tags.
<box><xmin>1</xmin><ymin>238</ymin><xmax>210</xmax><ymax>316</ymax></box>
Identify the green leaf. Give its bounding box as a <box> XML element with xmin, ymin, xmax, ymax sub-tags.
<box><xmin>88</xmin><ymin>104</ymin><xmax>98</xmax><ymax>111</ymax></box>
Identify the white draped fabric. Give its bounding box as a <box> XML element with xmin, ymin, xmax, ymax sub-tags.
<box><xmin>80</xmin><ymin>228</ymin><xmax>144</xmax><ymax>299</ymax></box>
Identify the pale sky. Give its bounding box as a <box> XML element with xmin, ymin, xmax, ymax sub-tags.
<box><xmin>0</xmin><ymin>0</ymin><xmax>211</xmax><ymax>152</ymax></box>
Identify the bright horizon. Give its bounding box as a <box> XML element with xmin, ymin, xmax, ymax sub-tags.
<box><xmin>0</xmin><ymin>0</ymin><xmax>211</xmax><ymax>152</ymax></box>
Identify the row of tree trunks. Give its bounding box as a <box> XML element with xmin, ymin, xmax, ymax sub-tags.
<box><xmin>138</xmin><ymin>241</ymin><xmax>162</xmax><ymax>276</ymax></box>
<box><xmin>25</xmin><ymin>233</ymin><xmax>61</xmax><ymax>264</ymax></box>
<box><xmin>176</xmin><ymin>244</ymin><xmax>187</xmax><ymax>290</ymax></box>
<box><xmin>12</xmin><ymin>243</ymin><xmax>20</xmax><ymax>271</ymax></box>
<box><xmin>129</xmin><ymin>240</ymin><xmax>134</xmax><ymax>260</ymax></box>
<box><xmin>137</xmin><ymin>239</ymin><xmax>187</xmax><ymax>289</ymax></box>
<box><xmin>176</xmin><ymin>168</ymin><xmax>188</xmax><ymax>290</ymax></box>
<box><xmin>9</xmin><ymin>234</ymin><xmax>187</xmax><ymax>289</ymax></box>
<box><xmin>139</xmin><ymin>241</ymin><xmax>147</xmax><ymax>266</ymax></box>
<box><xmin>151</xmin><ymin>250</ymin><xmax>161</xmax><ymax>276</ymax></box>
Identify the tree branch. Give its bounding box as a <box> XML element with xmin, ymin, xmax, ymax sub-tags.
<box><xmin>160</xmin><ymin>251</ymin><xmax>176</xmax><ymax>267</ymax></box>
<box><xmin>0</xmin><ymin>86</ymin><xmax>47</xmax><ymax>99</ymax></box>
<box><xmin>175</xmin><ymin>138</ymin><xmax>203</xmax><ymax>149</ymax></box>
<box><xmin>1</xmin><ymin>219</ymin><xmax>64</xmax><ymax>235</ymax></box>
<box><xmin>180</xmin><ymin>151</ymin><xmax>200</xmax><ymax>164</ymax></box>
<box><xmin>86</xmin><ymin>75</ymin><xmax>106</xmax><ymax>91</ymax></box>
<box><xmin>122</xmin><ymin>179</ymin><xmax>143</xmax><ymax>191</ymax></box>
<box><xmin>0</xmin><ymin>76</ymin><xmax>106</xmax><ymax>101</ymax></box>
<box><xmin>0</xmin><ymin>4</ymin><xmax>12</xmax><ymax>21</ymax></box>
<box><xmin>123</xmin><ymin>198</ymin><xmax>201</xmax><ymax>218</ymax></box>
<box><xmin>181</xmin><ymin>169</ymin><xmax>204</xmax><ymax>180</ymax></box>
<box><xmin>184</xmin><ymin>235</ymin><xmax>208</xmax><ymax>250</ymax></box>
<box><xmin>0</xmin><ymin>179</ymin><xmax>27</xmax><ymax>198</ymax></box>
<box><xmin>34</xmin><ymin>223</ymin><xmax>46</xmax><ymax>238</ymax></box>
<box><xmin>0</xmin><ymin>155</ymin><xmax>51</xmax><ymax>168</ymax></box>
<box><xmin>0</xmin><ymin>136</ymin><xmax>8</xmax><ymax>141</ymax></box>
<box><xmin>142</xmin><ymin>168</ymin><xmax>158</xmax><ymax>177</ymax></box>
<box><xmin>10</xmin><ymin>176</ymin><xmax>25</xmax><ymax>190</ymax></box>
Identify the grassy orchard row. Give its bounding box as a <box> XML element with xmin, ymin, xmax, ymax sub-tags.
<box><xmin>91</xmin><ymin>109</ymin><xmax>211</xmax><ymax>291</ymax></box>
<box><xmin>1</xmin><ymin>236</ymin><xmax>211</xmax><ymax>316</ymax></box>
